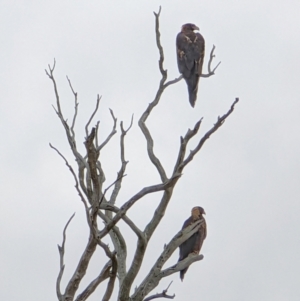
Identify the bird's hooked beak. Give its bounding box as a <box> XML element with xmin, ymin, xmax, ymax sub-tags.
<box><xmin>193</xmin><ymin>25</ymin><xmax>200</xmax><ymax>31</ymax></box>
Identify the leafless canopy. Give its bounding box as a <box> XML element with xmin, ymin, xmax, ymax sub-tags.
<box><xmin>46</xmin><ymin>6</ymin><xmax>239</xmax><ymax>301</ymax></box>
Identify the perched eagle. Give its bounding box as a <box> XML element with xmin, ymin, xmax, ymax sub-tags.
<box><xmin>178</xmin><ymin>206</ymin><xmax>207</xmax><ymax>281</ymax></box>
<box><xmin>176</xmin><ymin>23</ymin><xmax>205</xmax><ymax>107</ymax></box>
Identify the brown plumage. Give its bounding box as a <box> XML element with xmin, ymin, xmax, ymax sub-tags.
<box><xmin>178</xmin><ymin>206</ymin><xmax>207</xmax><ymax>281</ymax></box>
<box><xmin>176</xmin><ymin>23</ymin><xmax>205</xmax><ymax>107</ymax></box>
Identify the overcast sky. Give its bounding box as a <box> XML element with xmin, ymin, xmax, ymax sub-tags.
<box><xmin>1</xmin><ymin>1</ymin><xmax>300</xmax><ymax>300</ymax></box>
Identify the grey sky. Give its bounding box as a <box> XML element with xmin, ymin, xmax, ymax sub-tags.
<box><xmin>1</xmin><ymin>0</ymin><xmax>300</xmax><ymax>300</ymax></box>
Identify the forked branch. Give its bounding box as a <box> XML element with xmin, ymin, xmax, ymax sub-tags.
<box><xmin>56</xmin><ymin>213</ymin><xmax>75</xmax><ymax>300</ymax></box>
<box><xmin>63</xmin><ymin>235</ymin><xmax>98</xmax><ymax>300</ymax></box>
<box><xmin>98</xmin><ymin>173</ymin><xmax>181</xmax><ymax>240</ymax></box>
<box><xmin>138</xmin><ymin>6</ymin><xmax>168</xmax><ymax>182</ymax></box>
<box><xmin>201</xmin><ymin>45</ymin><xmax>221</xmax><ymax>78</ymax></box>
<box><xmin>85</xmin><ymin>95</ymin><xmax>101</xmax><ymax>138</ymax></box>
<box><xmin>49</xmin><ymin>143</ymin><xmax>89</xmax><ymax>211</ymax></box>
<box><xmin>143</xmin><ymin>281</ymin><xmax>175</xmax><ymax>301</ymax></box>
<box><xmin>109</xmin><ymin>115</ymin><xmax>133</xmax><ymax>206</ymax></box>
<box><xmin>181</xmin><ymin>97</ymin><xmax>239</xmax><ymax>170</ymax></box>
<box><xmin>75</xmin><ymin>260</ymin><xmax>112</xmax><ymax>301</ymax></box>
<box><xmin>66</xmin><ymin>76</ymin><xmax>78</xmax><ymax>138</ymax></box>
<box><xmin>98</xmin><ymin>109</ymin><xmax>117</xmax><ymax>151</ymax></box>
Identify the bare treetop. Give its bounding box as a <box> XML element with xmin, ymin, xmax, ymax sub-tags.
<box><xmin>46</xmin><ymin>6</ymin><xmax>238</xmax><ymax>301</ymax></box>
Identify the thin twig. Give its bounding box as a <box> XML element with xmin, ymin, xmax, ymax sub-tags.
<box><xmin>201</xmin><ymin>45</ymin><xmax>221</xmax><ymax>78</ymax></box>
<box><xmin>95</xmin><ymin>121</ymin><xmax>100</xmax><ymax>147</ymax></box>
<box><xmin>163</xmin><ymin>75</ymin><xmax>183</xmax><ymax>88</ymax></box>
<box><xmin>143</xmin><ymin>281</ymin><xmax>175</xmax><ymax>301</ymax></box>
<box><xmin>181</xmin><ymin>98</ymin><xmax>239</xmax><ymax>169</ymax></box>
<box><xmin>66</xmin><ymin>76</ymin><xmax>79</xmax><ymax>139</ymax></box>
<box><xmin>49</xmin><ymin>143</ymin><xmax>89</xmax><ymax>210</ymax></box>
<box><xmin>153</xmin><ymin>6</ymin><xmax>165</xmax><ymax>77</ymax></box>
<box><xmin>85</xmin><ymin>95</ymin><xmax>101</xmax><ymax>138</ymax></box>
<box><xmin>98</xmin><ymin>109</ymin><xmax>117</xmax><ymax>151</ymax></box>
<box><xmin>109</xmin><ymin>115</ymin><xmax>133</xmax><ymax>206</ymax></box>
<box><xmin>172</xmin><ymin>118</ymin><xmax>203</xmax><ymax>174</ymax></box>
<box><xmin>46</xmin><ymin>62</ymin><xmax>88</xmax><ymax>190</ymax></box>
<box><xmin>45</xmin><ymin>59</ymin><xmax>62</xmax><ymax>114</ymax></box>
<box><xmin>99</xmin><ymin>174</ymin><xmax>127</xmax><ymax>206</ymax></box>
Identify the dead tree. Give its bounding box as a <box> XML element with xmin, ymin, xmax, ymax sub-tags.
<box><xmin>46</xmin><ymin>7</ymin><xmax>239</xmax><ymax>301</ymax></box>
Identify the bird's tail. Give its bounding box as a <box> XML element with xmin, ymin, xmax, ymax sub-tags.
<box><xmin>178</xmin><ymin>256</ymin><xmax>189</xmax><ymax>281</ymax></box>
<box><xmin>188</xmin><ymin>90</ymin><xmax>197</xmax><ymax>108</ymax></box>
<box><xmin>185</xmin><ymin>76</ymin><xmax>200</xmax><ymax>108</ymax></box>
<box><xmin>180</xmin><ymin>267</ymin><xmax>189</xmax><ymax>281</ymax></box>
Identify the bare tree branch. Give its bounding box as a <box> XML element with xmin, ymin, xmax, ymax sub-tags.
<box><xmin>98</xmin><ymin>209</ymin><xmax>128</xmax><ymax>285</ymax></box>
<box><xmin>100</xmin><ymin>204</ymin><xmax>144</xmax><ymax>239</ymax></box>
<box><xmin>98</xmin><ymin>109</ymin><xmax>117</xmax><ymax>151</ymax></box>
<box><xmin>181</xmin><ymin>98</ymin><xmax>239</xmax><ymax>170</ymax></box>
<box><xmin>138</xmin><ymin>110</ymin><xmax>167</xmax><ymax>182</ymax></box>
<box><xmin>153</xmin><ymin>6</ymin><xmax>165</xmax><ymax>78</ymax></box>
<box><xmin>75</xmin><ymin>261</ymin><xmax>112</xmax><ymax>301</ymax></box>
<box><xmin>45</xmin><ymin>59</ymin><xmax>62</xmax><ymax>114</ymax></box>
<box><xmin>163</xmin><ymin>75</ymin><xmax>183</xmax><ymax>88</ymax></box>
<box><xmin>141</xmin><ymin>34</ymin><xmax>195</xmax><ymax>231</ymax></box>
<box><xmin>46</xmin><ymin>61</ymin><xmax>90</xmax><ymax>203</ymax></box>
<box><xmin>56</xmin><ymin>213</ymin><xmax>75</xmax><ymax>301</ymax></box>
<box><xmin>66</xmin><ymin>76</ymin><xmax>79</xmax><ymax>139</ymax></box>
<box><xmin>102</xmin><ymin>255</ymin><xmax>118</xmax><ymax>301</ymax></box>
<box><xmin>97</xmin><ymin>240</ymin><xmax>115</xmax><ymax>260</ymax></box>
<box><xmin>100</xmin><ymin>174</ymin><xmax>127</xmax><ymax>207</ymax></box>
<box><xmin>172</xmin><ymin>119</ymin><xmax>203</xmax><ymax>173</ymax></box>
<box><xmin>159</xmin><ymin>254</ymin><xmax>203</xmax><ymax>278</ymax></box>
<box><xmin>138</xmin><ymin>6</ymin><xmax>168</xmax><ymax>183</ymax></box>
<box><xmin>85</xmin><ymin>128</ymin><xmax>100</xmax><ymax>206</ymax></box>
<box><xmin>109</xmin><ymin>115</ymin><xmax>133</xmax><ymax>206</ymax></box>
<box><xmin>201</xmin><ymin>44</ymin><xmax>221</xmax><ymax>78</ymax></box>
<box><xmin>103</xmin><ymin>114</ymin><xmax>134</xmax><ymax>285</ymax></box>
<box><xmin>85</xmin><ymin>95</ymin><xmax>101</xmax><ymax>138</ymax></box>
<box><xmin>86</xmin><ymin>173</ymin><xmax>128</xmax><ymax>290</ymax></box>
<box><xmin>119</xmin><ymin>236</ymin><xmax>148</xmax><ymax>301</ymax></box>
<box><xmin>98</xmin><ymin>174</ymin><xmax>181</xmax><ymax>240</ymax></box>
<box><xmin>49</xmin><ymin>143</ymin><xmax>89</xmax><ymax>211</ymax></box>
<box><xmin>95</xmin><ymin>121</ymin><xmax>100</xmax><ymax>147</ymax></box>
<box><xmin>63</xmin><ymin>235</ymin><xmax>98</xmax><ymax>300</ymax></box>
<box><xmin>143</xmin><ymin>281</ymin><xmax>175</xmax><ymax>301</ymax></box>
<box><xmin>93</xmin><ymin>173</ymin><xmax>129</xmax><ymax>288</ymax></box>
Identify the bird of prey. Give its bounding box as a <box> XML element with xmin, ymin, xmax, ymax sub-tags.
<box><xmin>178</xmin><ymin>206</ymin><xmax>207</xmax><ymax>281</ymax></box>
<box><xmin>176</xmin><ymin>23</ymin><xmax>205</xmax><ymax>107</ymax></box>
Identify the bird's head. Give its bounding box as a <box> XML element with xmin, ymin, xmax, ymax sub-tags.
<box><xmin>191</xmin><ymin>206</ymin><xmax>206</xmax><ymax>220</ymax></box>
<box><xmin>181</xmin><ymin>23</ymin><xmax>200</xmax><ymax>32</ymax></box>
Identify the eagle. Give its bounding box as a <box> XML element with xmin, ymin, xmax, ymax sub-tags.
<box><xmin>176</xmin><ymin>23</ymin><xmax>205</xmax><ymax>107</ymax></box>
<box><xmin>178</xmin><ymin>206</ymin><xmax>207</xmax><ymax>281</ymax></box>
